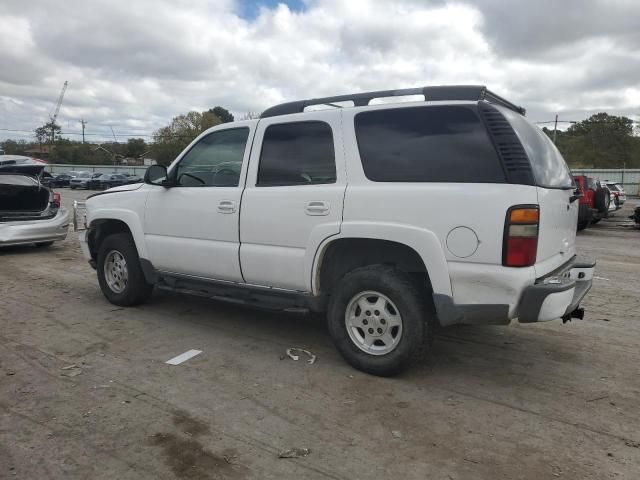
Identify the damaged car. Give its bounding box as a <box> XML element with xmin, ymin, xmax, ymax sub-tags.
<box><xmin>0</xmin><ymin>162</ymin><xmax>70</xmax><ymax>247</ymax></box>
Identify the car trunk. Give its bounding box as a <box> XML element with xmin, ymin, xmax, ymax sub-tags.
<box><xmin>0</xmin><ymin>169</ymin><xmax>53</xmax><ymax>222</ymax></box>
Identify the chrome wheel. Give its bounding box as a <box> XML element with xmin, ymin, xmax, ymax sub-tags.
<box><xmin>345</xmin><ymin>291</ymin><xmax>403</xmax><ymax>356</ymax></box>
<box><xmin>104</xmin><ymin>250</ymin><xmax>128</xmax><ymax>294</ymax></box>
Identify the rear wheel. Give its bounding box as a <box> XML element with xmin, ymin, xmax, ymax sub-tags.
<box><xmin>577</xmin><ymin>221</ymin><xmax>589</xmax><ymax>231</ymax></box>
<box><xmin>327</xmin><ymin>265</ymin><xmax>431</xmax><ymax>376</ymax></box>
<box><xmin>97</xmin><ymin>233</ymin><xmax>153</xmax><ymax>306</ymax></box>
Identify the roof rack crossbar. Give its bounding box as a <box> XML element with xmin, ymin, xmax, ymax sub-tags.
<box><xmin>260</xmin><ymin>85</ymin><xmax>525</xmax><ymax>118</ymax></box>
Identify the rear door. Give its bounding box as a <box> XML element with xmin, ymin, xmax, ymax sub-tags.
<box><xmin>498</xmin><ymin>107</ymin><xmax>577</xmax><ymax>276</ymax></box>
<box><xmin>239</xmin><ymin>110</ymin><xmax>345</xmax><ymax>291</ymax></box>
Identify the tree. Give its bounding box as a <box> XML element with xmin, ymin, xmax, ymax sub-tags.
<box><xmin>208</xmin><ymin>106</ymin><xmax>234</xmax><ymax>123</ymax></box>
<box><xmin>1</xmin><ymin>139</ymin><xmax>19</xmax><ymax>154</ymax></box>
<box><xmin>563</xmin><ymin>113</ymin><xmax>634</xmax><ymax>168</ymax></box>
<box><xmin>151</xmin><ymin>110</ymin><xmax>222</xmax><ymax>165</ymax></box>
<box><xmin>125</xmin><ymin>138</ymin><xmax>147</xmax><ymax>158</ymax></box>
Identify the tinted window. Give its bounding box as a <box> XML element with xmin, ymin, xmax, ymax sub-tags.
<box><xmin>175</xmin><ymin>128</ymin><xmax>249</xmax><ymax>187</ymax></box>
<box><xmin>257</xmin><ymin>121</ymin><xmax>336</xmax><ymax>186</ymax></box>
<box><xmin>499</xmin><ymin>108</ymin><xmax>573</xmax><ymax>188</ymax></box>
<box><xmin>355</xmin><ymin>105</ymin><xmax>505</xmax><ymax>183</ymax></box>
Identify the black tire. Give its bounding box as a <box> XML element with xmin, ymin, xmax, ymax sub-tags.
<box><xmin>591</xmin><ymin>218</ymin><xmax>601</xmax><ymax>224</ymax></box>
<box><xmin>70</xmin><ymin>185</ymin><xmax>76</xmax><ymax>190</ymax></box>
<box><xmin>594</xmin><ymin>187</ymin><xmax>610</xmax><ymax>213</ymax></box>
<box><xmin>577</xmin><ymin>221</ymin><xmax>589</xmax><ymax>231</ymax></box>
<box><xmin>327</xmin><ymin>265</ymin><xmax>431</xmax><ymax>377</ymax></box>
<box><xmin>35</xmin><ymin>241</ymin><xmax>54</xmax><ymax>247</ymax></box>
<box><xmin>96</xmin><ymin>233</ymin><xmax>153</xmax><ymax>306</ymax></box>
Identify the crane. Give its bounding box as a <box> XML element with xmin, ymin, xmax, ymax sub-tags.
<box><xmin>50</xmin><ymin>81</ymin><xmax>68</xmax><ymax>124</ymax></box>
<box><xmin>49</xmin><ymin>81</ymin><xmax>68</xmax><ymax>143</ymax></box>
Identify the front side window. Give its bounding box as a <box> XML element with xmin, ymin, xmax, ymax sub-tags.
<box><xmin>257</xmin><ymin>121</ymin><xmax>336</xmax><ymax>187</ymax></box>
<box><xmin>175</xmin><ymin>128</ymin><xmax>249</xmax><ymax>187</ymax></box>
<box><xmin>355</xmin><ymin>105</ymin><xmax>506</xmax><ymax>183</ymax></box>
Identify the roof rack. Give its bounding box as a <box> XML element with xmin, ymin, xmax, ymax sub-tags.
<box><xmin>260</xmin><ymin>85</ymin><xmax>526</xmax><ymax>118</ymax></box>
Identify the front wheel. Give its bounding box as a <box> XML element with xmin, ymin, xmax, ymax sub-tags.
<box><xmin>327</xmin><ymin>265</ymin><xmax>431</xmax><ymax>376</ymax></box>
<box><xmin>97</xmin><ymin>233</ymin><xmax>153</xmax><ymax>306</ymax></box>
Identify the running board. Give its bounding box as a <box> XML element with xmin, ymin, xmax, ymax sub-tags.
<box><xmin>156</xmin><ymin>272</ymin><xmax>327</xmax><ymax>313</ymax></box>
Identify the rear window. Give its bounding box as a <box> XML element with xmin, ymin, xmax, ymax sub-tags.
<box><xmin>354</xmin><ymin>105</ymin><xmax>506</xmax><ymax>183</ymax></box>
<box><xmin>498</xmin><ymin>108</ymin><xmax>573</xmax><ymax>189</ymax></box>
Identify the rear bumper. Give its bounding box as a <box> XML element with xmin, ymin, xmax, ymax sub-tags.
<box><xmin>518</xmin><ymin>255</ymin><xmax>595</xmax><ymax>323</ymax></box>
<box><xmin>433</xmin><ymin>255</ymin><xmax>595</xmax><ymax>326</ymax></box>
<box><xmin>0</xmin><ymin>208</ymin><xmax>70</xmax><ymax>246</ymax></box>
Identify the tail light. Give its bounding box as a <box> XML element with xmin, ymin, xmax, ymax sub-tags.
<box><xmin>503</xmin><ymin>205</ymin><xmax>539</xmax><ymax>267</ymax></box>
<box><xmin>51</xmin><ymin>192</ymin><xmax>61</xmax><ymax>207</ymax></box>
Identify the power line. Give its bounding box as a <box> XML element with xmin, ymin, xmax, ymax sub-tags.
<box><xmin>0</xmin><ymin>127</ymin><xmax>196</xmax><ymax>139</ymax></box>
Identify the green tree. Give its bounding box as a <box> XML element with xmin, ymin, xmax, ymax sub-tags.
<box><xmin>125</xmin><ymin>138</ymin><xmax>147</xmax><ymax>158</ymax></box>
<box><xmin>151</xmin><ymin>110</ymin><xmax>221</xmax><ymax>165</ymax></box>
<box><xmin>1</xmin><ymin>139</ymin><xmax>19</xmax><ymax>154</ymax></box>
<box><xmin>564</xmin><ymin>113</ymin><xmax>634</xmax><ymax>168</ymax></box>
<box><xmin>209</xmin><ymin>106</ymin><xmax>234</xmax><ymax>123</ymax></box>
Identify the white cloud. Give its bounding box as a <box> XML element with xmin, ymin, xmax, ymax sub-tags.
<box><xmin>0</xmin><ymin>0</ymin><xmax>638</xmax><ymax>142</ymax></box>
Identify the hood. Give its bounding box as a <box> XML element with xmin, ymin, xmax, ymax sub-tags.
<box><xmin>87</xmin><ymin>181</ymin><xmax>144</xmax><ymax>199</ymax></box>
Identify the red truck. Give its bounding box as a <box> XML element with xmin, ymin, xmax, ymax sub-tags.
<box><xmin>573</xmin><ymin>175</ymin><xmax>611</xmax><ymax>230</ymax></box>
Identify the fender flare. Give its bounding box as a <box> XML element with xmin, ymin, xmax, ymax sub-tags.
<box><xmin>309</xmin><ymin>221</ymin><xmax>452</xmax><ymax>297</ymax></box>
<box><xmin>88</xmin><ymin>208</ymin><xmax>148</xmax><ymax>259</ymax></box>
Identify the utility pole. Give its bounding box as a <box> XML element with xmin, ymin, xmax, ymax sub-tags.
<box><xmin>80</xmin><ymin>119</ymin><xmax>87</xmax><ymax>144</ymax></box>
<box><xmin>553</xmin><ymin>114</ymin><xmax>559</xmax><ymax>144</ymax></box>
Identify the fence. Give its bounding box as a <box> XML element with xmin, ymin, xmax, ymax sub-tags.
<box><xmin>570</xmin><ymin>169</ymin><xmax>640</xmax><ymax>195</ymax></box>
<box><xmin>45</xmin><ymin>164</ymin><xmax>149</xmax><ymax>176</ymax></box>
<box><xmin>43</xmin><ymin>164</ymin><xmax>640</xmax><ymax>195</ymax></box>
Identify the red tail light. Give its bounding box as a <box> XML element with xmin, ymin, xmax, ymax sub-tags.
<box><xmin>52</xmin><ymin>192</ymin><xmax>61</xmax><ymax>207</ymax></box>
<box><xmin>503</xmin><ymin>206</ymin><xmax>539</xmax><ymax>267</ymax></box>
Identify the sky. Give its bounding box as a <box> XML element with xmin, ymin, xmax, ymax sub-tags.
<box><xmin>1</xmin><ymin>0</ymin><xmax>639</xmax><ymax>143</ymax></box>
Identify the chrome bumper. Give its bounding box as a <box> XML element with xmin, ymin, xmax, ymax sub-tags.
<box><xmin>0</xmin><ymin>208</ymin><xmax>70</xmax><ymax>246</ymax></box>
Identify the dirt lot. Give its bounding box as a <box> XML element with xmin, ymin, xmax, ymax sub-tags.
<box><xmin>1</xmin><ymin>189</ymin><xmax>639</xmax><ymax>480</ymax></box>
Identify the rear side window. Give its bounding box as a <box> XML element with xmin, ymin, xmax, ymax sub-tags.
<box><xmin>257</xmin><ymin>121</ymin><xmax>336</xmax><ymax>186</ymax></box>
<box><xmin>355</xmin><ymin>105</ymin><xmax>506</xmax><ymax>183</ymax></box>
<box><xmin>499</xmin><ymin>108</ymin><xmax>573</xmax><ymax>189</ymax></box>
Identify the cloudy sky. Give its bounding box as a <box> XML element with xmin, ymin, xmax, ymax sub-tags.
<box><xmin>1</xmin><ymin>0</ymin><xmax>639</xmax><ymax>142</ymax></box>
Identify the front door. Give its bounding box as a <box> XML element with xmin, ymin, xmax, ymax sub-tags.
<box><xmin>239</xmin><ymin>110</ymin><xmax>346</xmax><ymax>291</ymax></box>
<box><xmin>144</xmin><ymin>125</ymin><xmax>253</xmax><ymax>281</ymax></box>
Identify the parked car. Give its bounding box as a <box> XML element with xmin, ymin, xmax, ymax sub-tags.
<box><xmin>70</xmin><ymin>172</ymin><xmax>101</xmax><ymax>189</ymax></box>
<box><xmin>0</xmin><ymin>163</ymin><xmax>70</xmax><ymax>247</ymax></box>
<box><xmin>87</xmin><ymin>174</ymin><xmax>129</xmax><ymax>190</ymax></box>
<box><xmin>604</xmin><ymin>182</ymin><xmax>626</xmax><ymax>209</ymax></box>
<box><xmin>40</xmin><ymin>171</ymin><xmax>55</xmax><ymax>187</ymax></box>
<box><xmin>49</xmin><ymin>173</ymin><xmax>73</xmax><ymax>188</ymax></box>
<box><xmin>75</xmin><ymin>85</ymin><xmax>595</xmax><ymax>376</ymax></box>
<box><xmin>573</xmin><ymin>175</ymin><xmax>611</xmax><ymax>230</ymax></box>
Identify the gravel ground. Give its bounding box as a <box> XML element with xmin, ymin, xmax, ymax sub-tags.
<box><xmin>1</xmin><ymin>189</ymin><xmax>639</xmax><ymax>480</ymax></box>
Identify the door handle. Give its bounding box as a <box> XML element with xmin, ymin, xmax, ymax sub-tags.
<box><xmin>305</xmin><ymin>201</ymin><xmax>330</xmax><ymax>216</ymax></box>
<box><xmin>217</xmin><ymin>200</ymin><xmax>237</xmax><ymax>214</ymax></box>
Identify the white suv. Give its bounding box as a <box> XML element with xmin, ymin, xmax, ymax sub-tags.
<box><xmin>75</xmin><ymin>85</ymin><xmax>595</xmax><ymax>376</ymax></box>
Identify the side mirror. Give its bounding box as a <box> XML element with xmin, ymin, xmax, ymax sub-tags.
<box><xmin>144</xmin><ymin>165</ymin><xmax>173</xmax><ymax>187</ymax></box>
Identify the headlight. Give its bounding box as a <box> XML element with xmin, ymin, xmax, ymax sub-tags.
<box><xmin>73</xmin><ymin>201</ymin><xmax>87</xmax><ymax>231</ymax></box>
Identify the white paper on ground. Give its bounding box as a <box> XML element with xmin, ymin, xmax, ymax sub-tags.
<box><xmin>166</xmin><ymin>349</ymin><xmax>202</xmax><ymax>365</ymax></box>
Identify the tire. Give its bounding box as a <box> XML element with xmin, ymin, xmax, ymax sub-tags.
<box><xmin>96</xmin><ymin>233</ymin><xmax>153</xmax><ymax>306</ymax></box>
<box><xmin>70</xmin><ymin>185</ymin><xmax>76</xmax><ymax>190</ymax></box>
<box><xmin>591</xmin><ymin>218</ymin><xmax>601</xmax><ymax>224</ymax></box>
<box><xmin>327</xmin><ymin>265</ymin><xmax>431</xmax><ymax>377</ymax></box>
<box><xmin>577</xmin><ymin>221</ymin><xmax>589</xmax><ymax>231</ymax></box>
<box><xmin>35</xmin><ymin>241</ymin><xmax>54</xmax><ymax>247</ymax></box>
<box><xmin>594</xmin><ymin>187</ymin><xmax>610</xmax><ymax>213</ymax></box>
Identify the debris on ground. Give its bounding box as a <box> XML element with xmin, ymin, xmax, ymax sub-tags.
<box><xmin>278</xmin><ymin>447</ymin><xmax>311</xmax><ymax>458</ymax></box>
<box><xmin>60</xmin><ymin>365</ymin><xmax>82</xmax><ymax>377</ymax></box>
<box><xmin>391</xmin><ymin>430</ymin><xmax>403</xmax><ymax>439</ymax></box>
<box><xmin>285</xmin><ymin>348</ymin><xmax>316</xmax><ymax>365</ymax></box>
<box><xmin>6</xmin><ymin>371</ymin><xmax>15</xmax><ymax>376</ymax></box>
